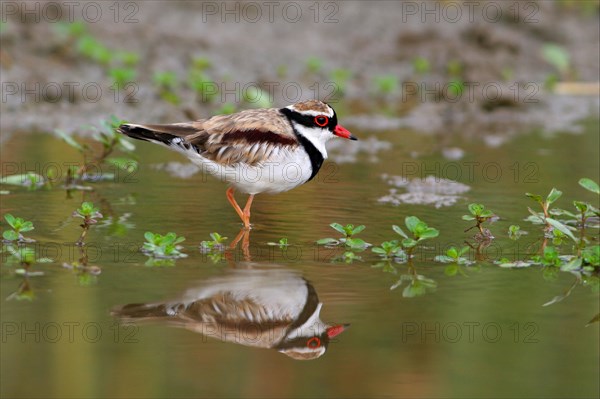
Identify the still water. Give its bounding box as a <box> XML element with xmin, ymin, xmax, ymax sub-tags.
<box><xmin>1</xmin><ymin>120</ymin><xmax>599</xmax><ymax>398</ymax></box>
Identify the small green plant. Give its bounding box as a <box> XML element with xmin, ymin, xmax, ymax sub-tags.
<box><xmin>390</xmin><ymin>272</ymin><xmax>437</xmax><ymax>298</ymax></box>
<box><xmin>434</xmin><ymin>246</ymin><xmax>471</xmax><ymax>264</ymax></box>
<box><xmin>525</xmin><ymin>188</ymin><xmax>580</xmax><ymax>243</ymax></box>
<box><xmin>2</xmin><ymin>245</ymin><xmax>52</xmax><ymax>269</ymax></box>
<box><xmin>393</xmin><ymin>216</ymin><xmax>439</xmax><ymax>255</ymax></box>
<box><xmin>371</xmin><ymin>240</ymin><xmax>405</xmax><ymax>261</ymax></box>
<box><xmin>305</xmin><ymin>56</ymin><xmax>323</xmax><ymax>74</ymax></box>
<box><xmin>0</xmin><ymin>172</ymin><xmax>47</xmax><ymax>191</ymax></box>
<box><xmin>508</xmin><ymin>225</ymin><xmax>526</xmax><ymax>240</ymax></box>
<box><xmin>267</xmin><ymin>237</ymin><xmax>289</xmax><ymax>248</ymax></box>
<box><xmin>216</xmin><ymin>103</ymin><xmax>237</xmax><ymax>115</ymax></box>
<box><xmin>582</xmin><ymin>245</ymin><xmax>600</xmax><ymax>268</ymax></box>
<box><xmin>541</xmin><ymin>43</ymin><xmax>571</xmax><ymax>77</ymax></box>
<box><xmin>109</xmin><ymin>67</ymin><xmax>137</xmax><ymax>90</ymax></box>
<box><xmin>373</xmin><ymin>74</ymin><xmax>399</xmax><ymax>96</ymax></box>
<box><xmin>143</xmin><ymin>232</ymin><xmax>187</xmax><ymax>259</ymax></box>
<box><xmin>2</xmin><ymin>214</ymin><xmax>35</xmax><ymax>243</ymax></box>
<box><xmin>188</xmin><ymin>70</ymin><xmax>217</xmax><ymax>103</ymax></box>
<box><xmin>242</xmin><ymin>86</ymin><xmax>273</xmax><ymax>109</ymax></box>
<box><xmin>200</xmin><ymin>232</ymin><xmax>228</xmax><ymax>252</ymax></box>
<box><xmin>73</xmin><ymin>202</ymin><xmax>103</xmax><ymax>245</ymax></box>
<box><xmin>330</xmin><ymin>68</ymin><xmax>352</xmax><ymax>96</ymax></box>
<box><xmin>153</xmin><ymin>71</ymin><xmax>180</xmax><ymax>105</ymax></box>
<box><xmin>317</xmin><ymin>223</ymin><xmax>370</xmax><ymax>249</ymax></box>
<box><xmin>412</xmin><ymin>57</ymin><xmax>430</xmax><ymax>74</ymax></box>
<box><xmin>463</xmin><ymin>203</ymin><xmax>495</xmax><ymax>238</ymax></box>
<box><xmin>334</xmin><ymin>251</ymin><xmax>362</xmax><ymax>264</ymax></box>
<box><xmin>531</xmin><ymin>246</ymin><xmax>562</xmax><ymax>267</ymax></box>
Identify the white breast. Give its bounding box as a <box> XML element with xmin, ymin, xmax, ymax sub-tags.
<box><xmin>181</xmin><ymin>145</ymin><xmax>315</xmax><ymax>194</ymax></box>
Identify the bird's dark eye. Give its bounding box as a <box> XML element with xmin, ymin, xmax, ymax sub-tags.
<box><xmin>307</xmin><ymin>337</ymin><xmax>321</xmax><ymax>348</ymax></box>
<box><xmin>314</xmin><ymin>116</ymin><xmax>329</xmax><ymax>127</ymax></box>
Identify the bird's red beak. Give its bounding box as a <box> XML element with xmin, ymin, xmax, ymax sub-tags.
<box><xmin>326</xmin><ymin>324</ymin><xmax>350</xmax><ymax>338</ymax></box>
<box><xmin>334</xmin><ymin>125</ymin><xmax>358</xmax><ymax>141</ymax></box>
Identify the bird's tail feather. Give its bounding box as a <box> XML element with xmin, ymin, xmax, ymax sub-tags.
<box><xmin>117</xmin><ymin>123</ymin><xmax>198</xmax><ymax>146</ymax></box>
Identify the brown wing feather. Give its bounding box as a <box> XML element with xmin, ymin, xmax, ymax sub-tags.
<box><xmin>120</xmin><ymin>108</ymin><xmax>298</xmax><ymax>166</ymax></box>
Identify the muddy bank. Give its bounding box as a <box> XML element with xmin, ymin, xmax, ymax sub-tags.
<box><xmin>1</xmin><ymin>1</ymin><xmax>598</xmax><ymax>140</ymax></box>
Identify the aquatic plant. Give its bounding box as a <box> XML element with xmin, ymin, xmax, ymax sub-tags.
<box><xmin>142</xmin><ymin>232</ymin><xmax>187</xmax><ymax>259</ymax></box>
<box><xmin>463</xmin><ymin>203</ymin><xmax>496</xmax><ymax>239</ymax></box>
<box><xmin>371</xmin><ymin>240</ymin><xmax>405</xmax><ymax>261</ymax></box>
<box><xmin>317</xmin><ymin>223</ymin><xmax>370</xmax><ymax>249</ymax></box>
<box><xmin>393</xmin><ymin>216</ymin><xmax>439</xmax><ymax>256</ymax></box>
<box><xmin>73</xmin><ymin>202</ymin><xmax>103</xmax><ymax>246</ymax></box>
<box><xmin>2</xmin><ymin>214</ymin><xmax>35</xmax><ymax>243</ymax></box>
<box><xmin>199</xmin><ymin>232</ymin><xmax>228</xmax><ymax>252</ymax></box>
<box><xmin>55</xmin><ymin>116</ymin><xmax>137</xmax><ymax>188</ymax></box>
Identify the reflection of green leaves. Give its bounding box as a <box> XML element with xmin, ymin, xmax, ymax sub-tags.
<box><xmin>372</xmin><ymin>240</ymin><xmax>405</xmax><ymax>260</ymax></box>
<box><xmin>434</xmin><ymin>246</ymin><xmax>471</xmax><ymax>264</ymax></box>
<box><xmin>391</xmin><ymin>275</ymin><xmax>437</xmax><ymax>297</ymax></box>
<box><xmin>508</xmin><ymin>225</ymin><xmax>526</xmax><ymax>240</ymax></box>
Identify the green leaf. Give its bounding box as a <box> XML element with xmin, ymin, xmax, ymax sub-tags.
<box><xmin>546</xmin><ymin>188</ymin><xmax>562</xmax><ymax>205</ymax></box>
<box><xmin>372</xmin><ymin>247</ymin><xmax>386</xmax><ymax>255</ymax></box>
<box><xmin>526</xmin><ymin>193</ymin><xmax>543</xmax><ymax>204</ymax></box>
<box><xmin>392</xmin><ymin>225</ymin><xmax>408</xmax><ymax>239</ymax></box>
<box><xmin>468</xmin><ymin>203</ymin><xmax>484</xmax><ymax>216</ymax></box>
<box><xmin>419</xmin><ymin>228</ymin><xmax>439</xmax><ymax>240</ymax></box>
<box><xmin>405</xmin><ymin>216</ymin><xmax>421</xmax><ymax>233</ymax></box>
<box><xmin>573</xmin><ymin>201</ymin><xmax>589</xmax><ymax>213</ymax></box>
<box><xmin>445</xmin><ymin>264</ymin><xmax>459</xmax><ymax>276</ymax></box>
<box><xmin>4</xmin><ymin>214</ymin><xmax>16</xmax><ymax>227</ymax></box>
<box><xmin>351</xmin><ymin>225</ymin><xmax>366</xmax><ymax>235</ymax></box>
<box><xmin>19</xmin><ymin>221</ymin><xmax>34</xmax><ymax>232</ymax></box>
<box><xmin>55</xmin><ymin>129</ymin><xmax>84</xmax><ymax>151</ymax></box>
<box><xmin>458</xmin><ymin>246</ymin><xmax>470</xmax><ymax>257</ymax></box>
<box><xmin>561</xmin><ymin>257</ymin><xmax>582</xmax><ymax>271</ymax></box>
<box><xmin>346</xmin><ymin>238</ymin><xmax>367</xmax><ymax>249</ymax></box>
<box><xmin>480</xmin><ymin>210</ymin><xmax>494</xmax><ymax>218</ymax></box>
<box><xmin>541</xmin><ymin>44</ymin><xmax>570</xmax><ymax>73</ymax></box>
<box><xmin>106</xmin><ymin>157</ymin><xmax>138</xmax><ymax>172</ymax></box>
<box><xmin>579</xmin><ymin>178</ymin><xmax>600</xmax><ymax>194</ymax></box>
<box><xmin>447</xmin><ymin>247</ymin><xmax>458</xmax><ymax>259</ymax></box>
<box><xmin>402</xmin><ymin>238</ymin><xmax>418</xmax><ymax>248</ymax></box>
<box><xmin>144</xmin><ymin>232</ymin><xmax>155</xmax><ymax>242</ymax></box>
<box><xmin>462</xmin><ymin>215</ymin><xmax>475</xmax><ymax>221</ymax></box>
<box><xmin>316</xmin><ymin>238</ymin><xmax>338</xmax><ymax>245</ymax></box>
<box><xmin>118</xmin><ymin>137</ymin><xmax>136</xmax><ymax>152</ymax></box>
<box><xmin>3</xmin><ymin>230</ymin><xmax>18</xmax><ymax>241</ymax></box>
<box><xmin>546</xmin><ymin>218</ymin><xmax>578</xmax><ymax>243</ymax></box>
<box><xmin>329</xmin><ymin>223</ymin><xmax>346</xmax><ymax>235</ymax></box>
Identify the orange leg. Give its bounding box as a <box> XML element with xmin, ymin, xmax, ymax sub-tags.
<box><xmin>242</xmin><ymin>194</ymin><xmax>255</xmax><ymax>229</ymax></box>
<box><xmin>226</xmin><ymin>188</ymin><xmax>253</xmax><ymax>229</ymax></box>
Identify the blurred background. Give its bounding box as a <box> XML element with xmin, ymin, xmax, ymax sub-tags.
<box><xmin>1</xmin><ymin>1</ymin><xmax>598</xmax><ymax>136</ymax></box>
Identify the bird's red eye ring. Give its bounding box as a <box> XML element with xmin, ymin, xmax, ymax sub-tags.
<box><xmin>307</xmin><ymin>337</ymin><xmax>321</xmax><ymax>348</ymax></box>
<box><xmin>314</xmin><ymin>116</ymin><xmax>329</xmax><ymax>127</ymax></box>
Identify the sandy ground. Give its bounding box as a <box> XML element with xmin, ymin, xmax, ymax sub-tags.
<box><xmin>1</xmin><ymin>1</ymin><xmax>598</xmax><ymax>139</ymax></box>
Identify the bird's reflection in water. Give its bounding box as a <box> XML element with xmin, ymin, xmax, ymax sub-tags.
<box><xmin>112</xmin><ymin>266</ymin><xmax>348</xmax><ymax>360</ymax></box>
